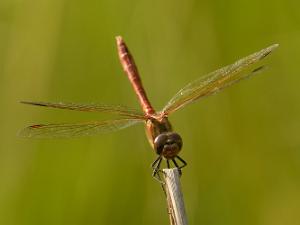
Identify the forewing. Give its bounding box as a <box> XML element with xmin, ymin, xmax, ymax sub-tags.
<box><xmin>162</xmin><ymin>44</ymin><xmax>278</xmax><ymax>115</ymax></box>
<box><xmin>20</xmin><ymin>101</ymin><xmax>145</xmax><ymax>119</ymax></box>
<box><xmin>19</xmin><ymin>118</ymin><xmax>144</xmax><ymax>138</ymax></box>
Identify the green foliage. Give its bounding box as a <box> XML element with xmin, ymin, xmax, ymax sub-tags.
<box><xmin>0</xmin><ymin>0</ymin><xmax>299</xmax><ymax>224</ymax></box>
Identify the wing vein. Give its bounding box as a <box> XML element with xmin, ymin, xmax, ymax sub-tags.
<box><xmin>19</xmin><ymin>118</ymin><xmax>144</xmax><ymax>138</ymax></box>
<box><xmin>20</xmin><ymin>101</ymin><xmax>145</xmax><ymax>119</ymax></box>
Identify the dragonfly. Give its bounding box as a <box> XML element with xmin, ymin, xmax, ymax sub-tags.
<box><xmin>20</xmin><ymin>36</ymin><xmax>278</xmax><ymax>178</ymax></box>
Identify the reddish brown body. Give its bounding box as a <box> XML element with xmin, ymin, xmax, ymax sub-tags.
<box><xmin>116</xmin><ymin>36</ymin><xmax>182</xmax><ymax>160</ymax></box>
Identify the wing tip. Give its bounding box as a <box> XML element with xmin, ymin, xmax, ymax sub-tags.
<box><xmin>257</xmin><ymin>43</ymin><xmax>279</xmax><ymax>60</ymax></box>
<box><xmin>269</xmin><ymin>43</ymin><xmax>279</xmax><ymax>51</ymax></box>
<box><xmin>17</xmin><ymin>127</ymin><xmax>32</xmax><ymax>138</ymax></box>
<box><xmin>20</xmin><ymin>101</ymin><xmax>48</xmax><ymax>107</ymax></box>
<box><xmin>20</xmin><ymin>100</ymin><xmax>30</xmax><ymax>104</ymax></box>
<box><xmin>18</xmin><ymin>124</ymin><xmax>46</xmax><ymax>138</ymax></box>
<box><xmin>267</xmin><ymin>43</ymin><xmax>279</xmax><ymax>53</ymax></box>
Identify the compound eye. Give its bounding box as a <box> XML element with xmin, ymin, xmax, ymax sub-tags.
<box><xmin>154</xmin><ymin>133</ymin><xmax>168</xmax><ymax>155</ymax></box>
<box><xmin>168</xmin><ymin>133</ymin><xmax>183</xmax><ymax>149</ymax></box>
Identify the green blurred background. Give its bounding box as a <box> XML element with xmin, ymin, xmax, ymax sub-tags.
<box><xmin>0</xmin><ymin>0</ymin><xmax>299</xmax><ymax>224</ymax></box>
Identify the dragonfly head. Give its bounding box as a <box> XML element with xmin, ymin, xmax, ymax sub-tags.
<box><xmin>154</xmin><ymin>132</ymin><xmax>183</xmax><ymax>159</ymax></box>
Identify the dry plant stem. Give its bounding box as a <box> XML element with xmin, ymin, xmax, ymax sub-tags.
<box><xmin>163</xmin><ymin>168</ymin><xmax>188</xmax><ymax>225</ymax></box>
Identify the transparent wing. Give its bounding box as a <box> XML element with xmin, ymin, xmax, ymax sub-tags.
<box><xmin>20</xmin><ymin>101</ymin><xmax>145</xmax><ymax>119</ymax></box>
<box><xmin>19</xmin><ymin>118</ymin><xmax>144</xmax><ymax>138</ymax></box>
<box><xmin>162</xmin><ymin>44</ymin><xmax>279</xmax><ymax>115</ymax></box>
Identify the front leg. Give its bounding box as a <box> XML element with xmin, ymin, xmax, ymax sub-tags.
<box><xmin>151</xmin><ymin>156</ymin><xmax>163</xmax><ymax>182</ymax></box>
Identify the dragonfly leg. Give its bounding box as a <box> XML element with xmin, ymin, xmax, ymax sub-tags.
<box><xmin>171</xmin><ymin>158</ymin><xmax>182</xmax><ymax>176</ymax></box>
<box><xmin>151</xmin><ymin>156</ymin><xmax>161</xmax><ymax>169</ymax></box>
<box><xmin>151</xmin><ymin>156</ymin><xmax>163</xmax><ymax>182</ymax></box>
<box><xmin>171</xmin><ymin>156</ymin><xmax>187</xmax><ymax>176</ymax></box>
<box><xmin>176</xmin><ymin>156</ymin><xmax>187</xmax><ymax>169</ymax></box>
<box><xmin>172</xmin><ymin>158</ymin><xmax>179</xmax><ymax>168</ymax></box>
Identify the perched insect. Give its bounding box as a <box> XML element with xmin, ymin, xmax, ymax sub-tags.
<box><xmin>20</xmin><ymin>36</ymin><xmax>278</xmax><ymax>178</ymax></box>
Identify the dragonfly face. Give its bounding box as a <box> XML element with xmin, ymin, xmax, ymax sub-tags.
<box><xmin>154</xmin><ymin>131</ymin><xmax>182</xmax><ymax>159</ymax></box>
